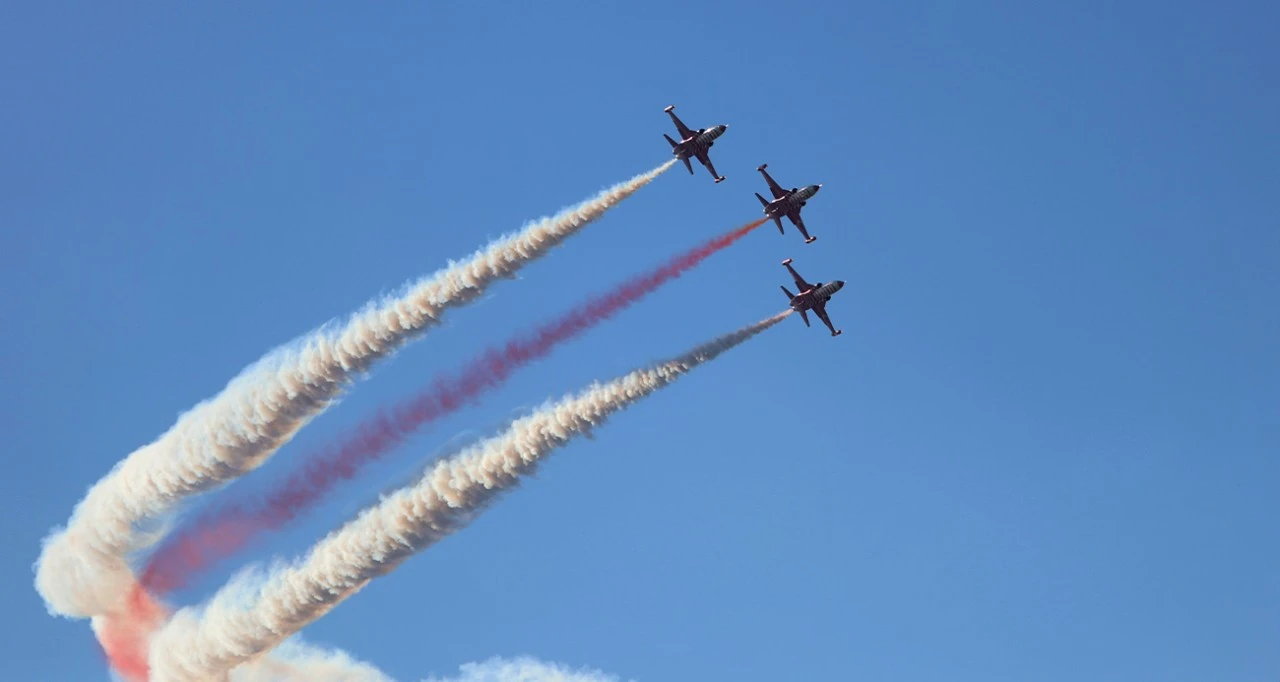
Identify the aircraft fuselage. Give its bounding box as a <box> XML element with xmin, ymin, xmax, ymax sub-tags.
<box><xmin>764</xmin><ymin>184</ymin><xmax>822</xmax><ymax>219</ymax></box>
<box><xmin>673</xmin><ymin>125</ymin><xmax>727</xmax><ymax>159</ymax></box>
<box><xmin>789</xmin><ymin>280</ymin><xmax>844</xmax><ymax>312</ymax></box>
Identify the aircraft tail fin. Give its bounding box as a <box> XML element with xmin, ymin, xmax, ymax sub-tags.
<box><xmin>663</xmin><ymin>133</ymin><xmax>678</xmax><ymax>148</ymax></box>
<box><xmin>755</xmin><ymin>192</ymin><xmax>769</xmax><ymax>207</ymax></box>
<box><xmin>799</xmin><ymin>309</ymin><xmax>811</xmax><ymax>327</ymax></box>
<box><xmin>781</xmin><ymin>285</ymin><xmax>795</xmax><ymax>300</ymax></box>
<box><xmin>681</xmin><ymin>157</ymin><xmax>693</xmax><ymax>174</ymax></box>
<box><xmin>773</xmin><ymin>217</ymin><xmax>784</xmax><ymax>234</ymax></box>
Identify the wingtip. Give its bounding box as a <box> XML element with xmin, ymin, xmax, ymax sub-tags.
<box><xmin>714</xmin><ymin>176</ymin><xmax>725</xmax><ymax>183</ymax></box>
<box><xmin>663</xmin><ymin>105</ymin><xmax>675</xmax><ymax>112</ymax></box>
<box><xmin>833</xmin><ymin>330</ymin><xmax>843</xmax><ymax>337</ymax></box>
<box><xmin>781</xmin><ymin>258</ymin><xmax>793</xmax><ymax>266</ymax></box>
<box><xmin>805</xmin><ymin>237</ymin><xmax>817</xmax><ymax>243</ymax></box>
<box><xmin>757</xmin><ymin>163</ymin><xmax>768</xmax><ymax>171</ymax></box>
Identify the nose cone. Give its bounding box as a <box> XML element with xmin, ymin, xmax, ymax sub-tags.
<box><xmin>834</xmin><ymin>280</ymin><xmax>845</xmax><ymax>291</ymax></box>
<box><xmin>811</xmin><ymin>184</ymin><xmax>822</xmax><ymax>194</ymax></box>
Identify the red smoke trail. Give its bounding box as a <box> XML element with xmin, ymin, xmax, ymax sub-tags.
<box><xmin>100</xmin><ymin>582</ymin><xmax>168</xmax><ymax>682</ymax></box>
<box><xmin>140</xmin><ymin>218</ymin><xmax>767</xmax><ymax>595</ymax></box>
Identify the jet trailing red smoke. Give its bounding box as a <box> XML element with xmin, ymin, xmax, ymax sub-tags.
<box><xmin>140</xmin><ymin>218</ymin><xmax>768</xmax><ymax>596</ymax></box>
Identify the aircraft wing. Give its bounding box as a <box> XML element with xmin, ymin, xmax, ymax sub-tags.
<box><xmin>666</xmin><ymin>109</ymin><xmax>695</xmax><ymax>140</ymax></box>
<box><xmin>787</xmin><ymin>210</ymin><xmax>806</xmax><ymax>231</ymax></box>
<box><xmin>813</xmin><ymin>301</ymin><xmax>838</xmax><ymax>334</ymax></box>
<box><xmin>759</xmin><ymin>166</ymin><xmax>788</xmax><ymax>199</ymax></box>
<box><xmin>787</xmin><ymin>208</ymin><xmax>815</xmax><ymax>242</ymax></box>
<box><xmin>784</xmin><ymin>262</ymin><xmax>813</xmax><ymax>292</ymax></box>
<box><xmin>696</xmin><ymin>150</ymin><xmax>721</xmax><ymax>181</ymax></box>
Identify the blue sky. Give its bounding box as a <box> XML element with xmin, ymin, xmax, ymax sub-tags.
<box><xmin>3</xmin><ymin>1</ymin><xmax>1278</xmax><ymax>680</ymax></box>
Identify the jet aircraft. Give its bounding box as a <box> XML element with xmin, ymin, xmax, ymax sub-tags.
<box><xmin>754</xmin><ymin>164</ymin><xmax>822</xmax><ymax>243</ymax></box>
<box><xmin>780</xmin><ymin>258</ymin><xmax>844</xmax><ymax>336</ymax></box>
<box><xmin>662</xmin><ymin>105</ymin><xmax>727</xmax><ymax>183</ymax></box>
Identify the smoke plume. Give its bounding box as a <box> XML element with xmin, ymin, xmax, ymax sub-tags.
<box><xmin>146</xmin><ymin>311</ymin><xmax>790</xmax><ymax>681</ymax></box>
<box><xmin>142</xmin><ymin>217</ymin><xmax>766</xmax><ymax>597</ymax></box>
<box><xmin>35</xmin><ymin>162</ymin><xmax>674</xmax><ymax>621</ymax></box>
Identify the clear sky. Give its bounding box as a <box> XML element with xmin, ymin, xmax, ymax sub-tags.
<box><xmin>3</xmin><ymin>2</ymin><xmax>1278</xmax><ymax>680</ymax></box>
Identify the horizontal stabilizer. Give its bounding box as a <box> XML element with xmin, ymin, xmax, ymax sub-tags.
<box><xmin>799</xmin><ymin>309</ymin><xmax>810</xmax><ymax>327</ymax></box>
<box><xmin>663</xmin><ymin>133</ymin><xmax>678</xmax><ymax>148</ymax></box>
<box><xmin>755</xmin><ymin>192</ymin><xmax>769</xmax><ymax>207</ymax></box>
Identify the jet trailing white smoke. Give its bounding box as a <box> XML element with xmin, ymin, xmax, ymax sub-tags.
<box><xmin>35</xmin><ymin>161</ymin><xmax>675</xmax><ymax>621</ymax></box>
<box><xmin>147</xmin><ymin>311</ymin><xmax>790</xmax><ymax>682</ymax></box>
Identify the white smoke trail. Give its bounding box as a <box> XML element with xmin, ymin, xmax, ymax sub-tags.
<box><xmin>147</xmin><ymin>311</ymin><xmax>790</xmax><ymax>682</ymax></box>
<box><xmin>35</xmin><ymin>161</ymin><xmax>676</xmax><ymax>620</ymax></box>
<box><xmin>91</xmin><ymin>598</ymin><xmax>393</xmax><ymax>682</ymax></box>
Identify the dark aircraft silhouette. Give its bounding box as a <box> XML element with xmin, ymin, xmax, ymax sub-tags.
<box><xmin>662</xmin><ymin>105</ymin><xmax>728</xmax><ymax>183</ymax></box>
<box><xmin>754</xmin><ymin>164</ymin><xmax>822</xmax><ymax>243</ymax></box>
<box><xmin>780</xmin><ymin>258</ymin><xmax>844</xmax><ymax>336</ymax></box>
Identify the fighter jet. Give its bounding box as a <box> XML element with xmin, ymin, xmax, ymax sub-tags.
<box><xmin>754</xmin><ymin>164</ymin><xmax>822</xmax><ymax>243</ymax></box>
<box><xmin>780</xmin><ymin>258</ymin><xmax>844</xmax><ymax>336</ymax></box>
<box><xmin>662</xmin><ymin>105</ymin><xmax>728</xmax><ymax>183</ymax></box>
